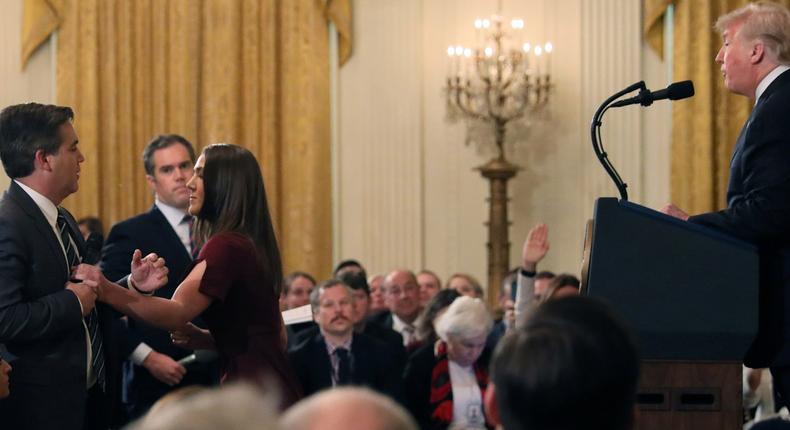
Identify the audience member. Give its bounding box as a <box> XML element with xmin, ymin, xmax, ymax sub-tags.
<box><xmin>370</xmin><ymin>270</ymin><xmax>423</xmax><ymax>348</ymax></box>
<box><xmin>368</xmin><ymin>274</ymin><xmax>388</xmax><ymax>314</ymax></box>
<box><xmin>280</xmin><ymin>387</ymin><xmax>417</xmax><ymax>430</ymax></box>
<box><xmin>484</xmin><ymin>296</ymin><xmax>640</xmax><ymax>430</ymax></box>
<box><xmin>333</xmin><ymin>259</ymin><xmax>366</xmax><ymax>278</ymax></box>
<box><xmin>446</xmin><ymin>273</ymin><xmax>485</xmax><ymax>298</ymax></box>
<box><xmin>292</xmin><ymin>271</ymin><xmax>406</xmax><ymax>371</ymax></box>
<box><xmin>127</xmin><ymin>383</ymin><xmax>280</xmax><ymax>430</ymax></box>
<box><xmin>404</xmin><ymin>296</ymin><xmax>494</xmax><ymax>430</ymax></box>
<box><xmin>417</xmin><ymin>270</ymin><xmax>442</xmax><ymax>306</ymax></box>
<box><xmin>75</xmin><ymin>144</ymin><xmax>301</xmax><ymax>408</ymax></box>
<box><xmin>533</xmin><ymin>271</ymin><xmax>555</xmax><ymax>301</ymax></box>
<box><xmin>100</xmin><ymin>134</ymin><xmax>217</xmax><ymax>421</ymax></box>
<box><xmin>0</xmin><ymin>344</ymin><xmax>14</xmax><ymax>399</ymax></box>
<box><xmin>540</xmin><ymin>273</ymin><xmax>580</xmax><ymax>303</ymax></box>
<box><xmin>288</xmin><ymin>280</ymin><xmax>400</xmax><ymax>399</ymax></box>
<box><xmin>78</xmin><ymin>216</ymin><xmax>104</xmax><ymax>240</ymax></box>
<box><xmin>514</xmin><ymin>224</ymin><xmax>550</xmax><ymax>329</ymax></box>
<box><xmin>283</xmin><ymin>271</ymin><xmax>317</xmax><ymax>310</ymax></box>
<box><xmin>414</xmin><ymin>289</ymin><xmax>461</xmax><ymax>344</ymax></box>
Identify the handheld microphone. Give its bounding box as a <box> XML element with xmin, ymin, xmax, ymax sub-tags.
<box><xmin>177</xmin><ymin>349</ymin><xmax>218</xmax><ymax>366</ymax></box>
<box><xmin>610</xmin><ymin>80</ymin><xmax>694</xmax><ymax>107</ymax></box>
<box><xmin>82</xmin><ymin>232</ymin><xmax>104</xmax><ymax>265</ymax></box>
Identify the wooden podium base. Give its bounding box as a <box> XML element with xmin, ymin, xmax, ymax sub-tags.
<box><xmin>636</xmin><ymin>361</ymin><xmax>742</xmax><ymax>430</ymax></box>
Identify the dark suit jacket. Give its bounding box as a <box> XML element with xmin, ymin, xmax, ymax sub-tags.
<box><xmin>100</xmin><ymin>205</ymin><xmax>216</xmax><ymax>418</ymax></box>
<box><xmin>288</xmin><ymin>331</ymin><xmax>402</xmax><ymax>401</ymax></box>
<box><xmin>293</xmin><ymin>320</ymin><xmax>407</xmax><ymax>373</ymax></box>
<box><xmin>0</xmin><ymin>181</ymin><xmax>121</xmax><ymax>430</ymax></box>
<box><xmin>689</xmin><ymin>69</ymin><xmax>790</xmax><ymax>367</ymax></box>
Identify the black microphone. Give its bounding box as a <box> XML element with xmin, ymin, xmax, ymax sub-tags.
<box><xmin>610</xmin><ymin>80</ymin><xmax>694</xmax><ymax>107</ymax></box>
<box><xmin>177</xmin><ymin>349</ymin><xmax>218</xmax><ymax>366</ymax></box>
<box><xmin>82</xmin><ymin>232</ymin><xmax>104</xmax><ymax>265</ymax></box>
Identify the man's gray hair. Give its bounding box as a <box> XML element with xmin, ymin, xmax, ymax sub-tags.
<box><xmin>280</xmin><ymin>387</ymin><xmax>417</xmax><ymax>430</ymax></box>
<box><xmin>127</xmin><ymin>383</ymin><xmax>280</xmax><ymax>430</ymax></box>
<box><xmin>715</xmin><ymin>2</ymin><xmax>790</xmax><ymax>64</ymax></box>
<box><xmin>435</xmin><ymin>295</ymin><xmax>493</xmax><ymax>341</ymax></box>
<box><xmin>309</xmin><ymin>279</ymin><xmax>352</xmax><ymax>314</ymax></box>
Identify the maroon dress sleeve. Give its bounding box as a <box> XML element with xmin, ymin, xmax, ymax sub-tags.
<box><xmin>196</xmin><ymin>232</ymin><xmax>254</xmax><ymax>301</ymax></box>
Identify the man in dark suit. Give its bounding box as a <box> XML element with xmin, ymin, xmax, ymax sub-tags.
<box><xmin>288</xmin><ymin>280</ymin><xmax>400</xmax><ymax>401</ymax></box>
<box><xmin>368</xmin><ymin>270</ymin><xmax>422</xmax><ymax>349</ymax></box>
<box><xmin>0</xmin><ymin>103</ymin><xmax>122</xmax><ymax>429</ymax></box>
<box><xmin>660</xmin><ymin>3</ymin><xmax>790</xmax><ymax>406</ymax></box>
<box><xmin>100</xmin><ymin>134</ymin><xmax>216</xmax><ymax>420</ymax></box>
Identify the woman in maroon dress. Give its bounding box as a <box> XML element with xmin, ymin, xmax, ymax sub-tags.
<box><xmin>75</xmin><ymin>144</ymin><xmax>300</xmax><ymax>408</ymax></box>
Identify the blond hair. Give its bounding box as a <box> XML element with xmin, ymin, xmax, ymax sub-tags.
<box><xmin>715</xmin><ymin>2</ymin><xmax>790</xmax><ymax>64</ymax></box>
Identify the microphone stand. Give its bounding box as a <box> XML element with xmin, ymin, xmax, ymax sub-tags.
<box><xmin>590</xmin><ymin>81</ymin><xmax>646</xmax><ymax>201</ymax></box>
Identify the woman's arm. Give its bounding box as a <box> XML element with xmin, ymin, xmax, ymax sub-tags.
<box><xmin>76</xmin><ymin>261</ymin><xmax>213</xmax><ymax>331</ymax></box>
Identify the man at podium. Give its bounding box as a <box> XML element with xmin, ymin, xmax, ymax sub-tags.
<box><xmin>661</xmin><ymin>2</ymin><xmax>790</xmax><ymax>408</ymax></box>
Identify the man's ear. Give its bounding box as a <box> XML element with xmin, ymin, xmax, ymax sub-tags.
<box><xmin>751</xmin><ymin>40</ymin><xmax>766</xmax><ymax>64</ymax></box>
<box><xmin>33</xmin><ymin>149</ymin><xmax>51</xmax><ymax>172</ymax></box>
<box><xmin>484</xmin><ymin>382</ymin><xmax>501</xmax><ymax>427</ymax></box>
<box><xmin>145</xmin><ymin>174</ymin><xmax>157</xmax><ymax>191</ymax></box>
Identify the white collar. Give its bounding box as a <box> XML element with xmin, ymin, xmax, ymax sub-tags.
<box><xmin>755</xmin><ymin>65</ymin><xmax>790</xmax><ymax>105</ymax></box>
<box><xmin>155</xmin><ymin>199</ymin><xmax>190</xmax><ymax>228</ymax></box>
<box><xmin>14</xmin><ymin>180</ymin><xmax>59</xmax><ymax>228</ymax></box>
<box><xmin>392</xmin><ymin>313</ymin><xmax>415</xmax><ymax>332</ymax></box>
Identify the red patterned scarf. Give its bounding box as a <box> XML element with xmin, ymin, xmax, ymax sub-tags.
<box><xmin>429</xmin><ymin>340</ymin><xmax>490</xmax><ymax>428</ymax></box>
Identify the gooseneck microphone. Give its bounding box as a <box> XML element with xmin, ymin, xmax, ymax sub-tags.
<box><xmin>610</xmin><ymin>80</ymin><xmax>695</xmax><ymax>108</ymax></box>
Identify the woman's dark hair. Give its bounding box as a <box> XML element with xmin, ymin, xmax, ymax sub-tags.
<box><xmin>416</xmin><ymin>288</ymin><xmax>461</xmax><ymax>342</ymax></box>
<box><xmin>194</xmin><ymin>143</ymin><xmax>284</xmax><ymax>295</ymax></box>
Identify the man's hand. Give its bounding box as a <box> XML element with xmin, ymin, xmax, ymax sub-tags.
<box><xmin>142</xmin><ymin>351</ymin><xmax>186</xmax><ymax>386</ymax></box>
<box><xmin>171</xmin><ymin>322</ymin><xmax>215</xmax><ymax>350</ymax></box>
<box><xmin>72</xmin><ymin>264</ymin><xmax>110</xmax><ymax>300</ymax></box>
<box><xmin>522</xmin><ymin>223</ymin><xmax>550</xmax><ymax>272</ymax></box>
<box><xmin>130</xmin><ymin>249</ymin><xmax>169</xmax><ymax>293</ymax></box>
<box><xmin>660</xmin><ymin>203</ymin><xmax>690</xmax><ymax>221</ymax></box>
<box><xmin>65</xmin><ymin>281</ymin><xmax>97</xmax><ymax>316</ymax></box>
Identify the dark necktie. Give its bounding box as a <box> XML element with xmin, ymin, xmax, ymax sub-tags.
<box><xmin>57</xmin><ymin>211</ymin><xmax>106</xmax><ymax>390</ymax></box>
<box><xmin>184</xmin><ymin>215</ymin><xmax>198</xmax><ymax>260</ymax></box>
<box><xmin>335</xmin><ymin>347</ymin><xmax>351</xmax><ymax>385</ymax></box>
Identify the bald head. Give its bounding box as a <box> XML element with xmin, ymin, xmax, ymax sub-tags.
<box><xmin>280</xmin><ymin>388</ymin><xmax>416</xmax><ymax>430</ymax></box>
<box><xmin>383</xmin><ymin>270</ymin><xmax>421</xmax><ymax>323</ymax></box>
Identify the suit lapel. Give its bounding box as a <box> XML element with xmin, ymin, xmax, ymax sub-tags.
<box><xmin>312</xmin><ymin>335</ymin><xmax>334</xmax><ymax>389</ymax></box>
<box><xmin>7</xmin><ymin>182</ymin><xmax>69</xmax><ymax>278</ymax></box>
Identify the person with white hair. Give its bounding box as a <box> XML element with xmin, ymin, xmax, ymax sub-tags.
<box><xmin>403</xmin><ymin>296</ymin><xmax>494</xmax><ymax>430</ymax></box>
<box><xmin>126</xmin><ymin>383</ymin><xmax>280</xmax><ymax>430</ymax></box>
<box><xmin>280</xmin><ymin>387</ymin><xmax>417</xmax><ymax>430</ymax></box>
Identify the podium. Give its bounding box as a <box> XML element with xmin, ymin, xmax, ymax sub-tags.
<box><xmin>582</xmin><ymin>198</ymin><xmax>759</xmax><ymax>430</ymax></box>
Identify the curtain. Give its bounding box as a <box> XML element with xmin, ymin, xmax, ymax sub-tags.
<box><xmin>643</xmin><ymin>0</ymin><xmax>789</xmax><ymax>214</ymax></box>
<box><xmin>21</xmin><ymin>0</ymin><xmax>352</xmax><ymax>278</ymax></box>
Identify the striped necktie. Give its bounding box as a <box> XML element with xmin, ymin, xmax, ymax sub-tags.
<box><xmin>57</xmin><ymin>211</ymin><xmax>106</xmax><ymax>390</ymax></box>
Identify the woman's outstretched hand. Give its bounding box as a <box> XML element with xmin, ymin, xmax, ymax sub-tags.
<box><xmin>171</xmin><ymin>322</ymin><xmax>215</xmax><ymax>350</ymax></box>
<box><xmin>130</xmin><ymin>249</ymin><xmax>169</xmax><ymax>293</ymax></box>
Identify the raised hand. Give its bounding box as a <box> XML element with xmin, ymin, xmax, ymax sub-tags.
<box><xmin>130</xmin><ymin>249</ymin><xmax>169</xmax><ymax>293</ymax></box>
<box><xmin>522</xmin><ymin>223</ymin><xmax>550</xmax><ymax>271</ymax></box>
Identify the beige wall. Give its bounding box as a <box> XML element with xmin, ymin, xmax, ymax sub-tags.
<box><xmin>0</xmin><ymin>0</ymin><xmax>56</xmax><ymax>190</ymax></box>
<box><xmin>0</xmin><ymin>0</ymin><xmax>671</xmax><ymax>287</ymax></box>
<box><xmin>336</xmin><ymin>0</ymin><xmax>671</xmax><ymax>286</ymax></box>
